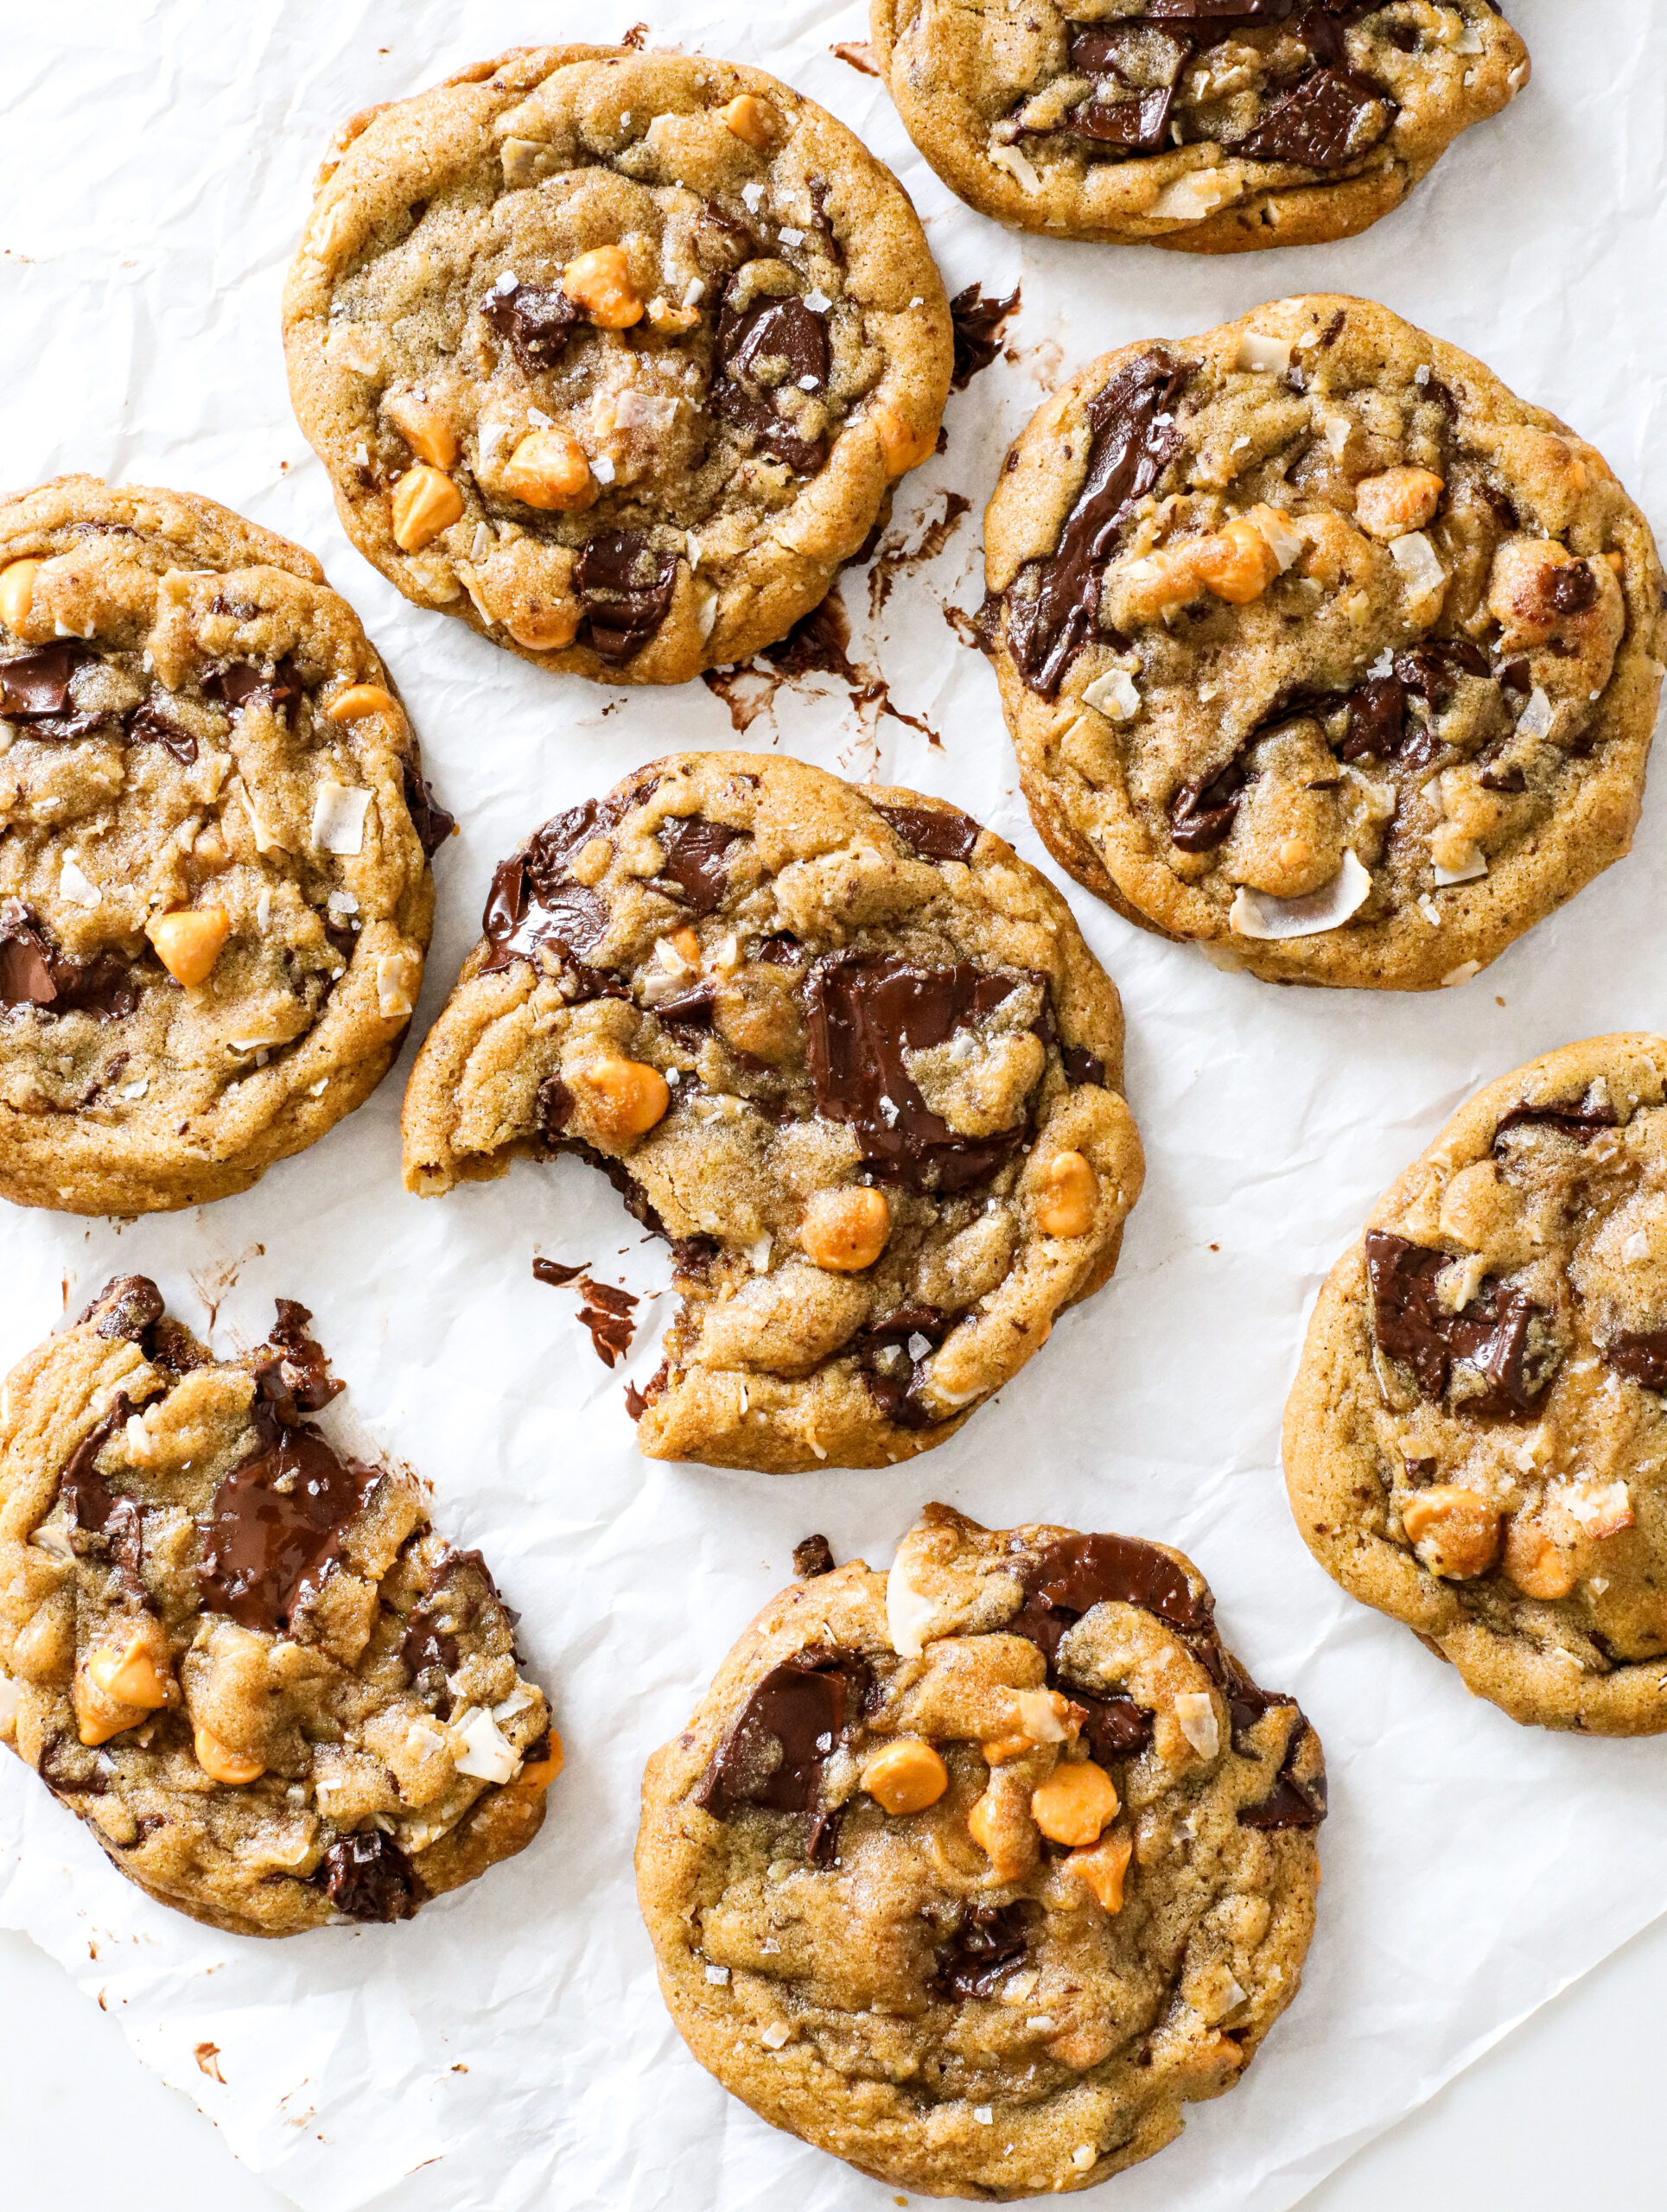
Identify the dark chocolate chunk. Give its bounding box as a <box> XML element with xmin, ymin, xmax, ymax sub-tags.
<box><xmin>1066</xmin><ymin>25</ymin><xmax>1193</xmax><ymax>156</ymax></box>
<box><xmin>202</xmin><ymin>658</ymin><xmax>305</xmax><ymax>716</ymax></box>
<box><xmin>948</xmin><ymin>283</ymin><xmax>1021</xmax><ymax>391</ymax></box>
<box><xmin>1062</xmin><ymin>1046</ymin><xmax>1106</xmax><ymax>1088</ymax></box>
<box><xmin>1492</xmin><ymin>1092</ymin><xmax>1619</xmax><ymax>1146</ymax></box>
<box><xmin>1545</xmin><ymin>563</ymin><xmax>1599</xmax><ymax>617</ymax></box>
<box><xmin>695</xmin><ymin>1645</ymin><xmax>869</xmax><ymax>1861</ymax></box>
<box><xmin>59</xmin><ymin>1395</ymin><xmax>138</xmax><ymax>1540</ymax></box>
<box><xmin>401</xmin><ymin>756</ymin><xmax>455</xmax><ymax>861</ymax></box>
<box><xmin>1397</xmin><ymin>638</ymin><xmax>1489</xmax><ymax>703</ymax></box>
<box><xmin>1073</xmin><ymin>1690</ymin><xmax>1154</xmax><ymax>1762</ymax></box>
<box><xmin>656</xmin><ymin>816</ymin><xmax>743</xmax><ymax>913</ymax></box>
<box><xmin>576</xmin><ymin>531</ymin><xmax>679</xmax><ymax>665</ymax></box>
<box><xmin>1478</xmin><ymin>755</ymin><xmax>1528</xmax><ymax>794</ymax></box>
<box><xmin>481</xmin><ymin>798</ymin><xmax>620</xmax><ymax>973</ymax></box>
<box><xmin>793</xmin><ymin>1534</ymin><xmax>837</xmax><ymax>1579</ymax></box>
<box><xmin>931</xmin><ymin>1900</ymin><xmax>1037</xmax><ymax>1999</ymax></box>
<box><xmin>873</xmin><ymin>801</ymin><xmax>982</xmax><ymax>864</ymax></box>
<box><xmin>0</xmin><ymin>639</ymin><xmax>96</xmax><ymax>726</ymax></box>
<box><xmin>852</xmin><ymin>1306</ymin><xmax>953</xmax><ymax>1429</ymax></box>
<box><xmin>261</xmin><ymin>1300</ymin><xmax>345</xmax><ymax>1419</ymax></box>
<box><xmin>1606</xmin><ymin>1331</ymin><xmax>1667</xmax><ymax>1395</ymax></box>
<box><xmin>316</xmin><ymin>1832</ymin><xmax>421</xmax><ymax>1923</ymax></box>
<box><xmin>1170</xmin><ymin>757</ymin><xmax>1247</xmax><ymax>851</ymax></box>
<box><xmin>1238</xmin><ymin>1721</ymin><xmax>1327</xmax><ymax>1830</ymax></box>
<box><xmin>1013</xmin><ymin>1533</ymin><xmax>1208</xmax><ymax>1659</ymax></box>
<box><xmin>480</xmin><ymin>279</ymin><xmax>582</xmax><ymax>374</ymax></box>
<box><xmin>126</xmin><ymin>701</ymin><xmax>199</xmax><ymax>764</ymax></box>
<box><xmin>1006</xmin><ymin>351</ymin><xmax>1191</xmax><ymax>697</ymax></box>
<box><xmin>0</xmin><ymin>900</ymin><xmax>139</xmax><ymax>1022</ymax></box>
<box><xmin>1231</xmin><ymin>66</ymin><xmax>1394</xmax><ymax>168</ymax></box>
<box><xmin>805</xmin><ymin>956</ymin><xmax>1030</xmax><ymax>1192</ymax></box>
<box><xmin>715</xmin><ymin>293</ymin><xmax>829</xmax><ymax>475</ymax></box>
<box><xmin>1364</xmin><ymin>1230</ymin><xmax>1556</xmax><ymax>1415</ymax></box>
<box><xmin>77</xmin><ymin>1274</ymin><xmax>164</xmax><ymax>1343</ymax></box>
<box><xmin>1336</xmin><ymin>675</ymin><xmax>1405</xmax><ymax>763</ymax></box>
<box><xmin>197</xmin><ymin>1409</ymin><xmax>379</xmax><ymax>1635</ymax></box>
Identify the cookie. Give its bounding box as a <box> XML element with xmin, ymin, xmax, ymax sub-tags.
<box><xmin>401</xmin><ymin>752</ymin><xmax>1142</xmax><ymax>1472</ymax></box>
<box><xmin>0</xmin><ymin>1275</ymin><xmax>557</xmax><ymax>1936</ymax></box>
<box><xmin>1286</xmin><ymin>1035</ymin><xmax>1667</xmax><ymax>1733</ymax></box>
<box><xmin>871</xmin><ymin>0</ymin><xmax>1528</xmax><ymax>251</ymax></box>
<box><xmin>982</xmin><ymin>295</ymin><xmax>1667</xmax><ymax>990</ymax></box>
<box><xmin>0</xmin><ymin>476</ymin><xmax>447</xmax><ymax>1215</ymax></box>
<box><xmin>283</xmin><ymin>45</ymin><xmax>952</xmax><ymax>685</ymax></box>
<box><xmin>637</xmin><ymin>1504</ymin><xmax>1325</xmax><ymax>2196</ymax></box>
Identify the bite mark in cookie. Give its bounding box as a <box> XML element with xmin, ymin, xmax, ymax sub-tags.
<box><xmin>401</xmin><ymin>752</ymin><xmax>1143</xmax><ymax>1471</ymax></box>
<box><xmin>637</xmin><ymin>1504</ymin><xmax>1323</xmax><ymax>2196</ymax></box>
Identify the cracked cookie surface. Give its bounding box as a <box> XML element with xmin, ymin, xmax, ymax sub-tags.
<box><xmin>401</xmin><ymin>751</ymin><xmax>1142</xmax><ymax>1471</ymax></box>
<box><xmin>1285</xmin><ymin>1036</ymin><xmax>1667</xmax><ymax>1732</ymax></box>
<box><xmin>0</xmin><ymin>1275</ymin><xmax>557</xmax><ymax>1936</ymax></box>
<box><xmin>637</xmin><ymin>1504</ymin><xmax>1324</xmax><ymax>2197</ymax></box>
<box><xmin>0</xmin><ymin>477</ymin><xmax>446</xmax><ymax>1213</ymax></box>
<box><xmin>871</xmin><ymin>0</ymin><xmax>1527</xmax><ymax>251</ymax></box>
<box><xmin>283</xmin><ymin>44</ymin><xmax>952</xmax><ymax>685</ymax></box>
<box><xmin>982</xmin><ymin>295</ymin><xmax>1667</xmax><ymax>990</ymax></box>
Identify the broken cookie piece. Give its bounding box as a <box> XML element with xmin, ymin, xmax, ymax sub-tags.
<box><xmin>1286</xmin><ymin>1034</ymin><xmax>1667</xmax><ymax>1731</ymax></box>
<box><xmin>637</xmin><ymin>1503</ymin><xmax>1323</xmax><ymax>2195</ymax></box>
<box><xmin>401</xmin><ymin>751</ymin><xmax>1143</xmax><ymax>1471</ymax></box>
<box><xmin>0</xmin><ymin>1277</ymin><xmax>556</xmax><ymax>1936</ymax></box>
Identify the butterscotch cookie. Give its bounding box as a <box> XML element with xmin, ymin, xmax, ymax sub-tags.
<box><xmin>1286</xmin><ymin>1036</ymin><xmax>1667</xmax><ymax>1732</ymax></box>
<box><xmin>637</xmin><ymin>1504</ymin><xmax>1324</xmax><ymax>2196</ymax></box>
<box><xmin>982</xmin><ymin>296</ymin><xmax>1667</xmax><ymax>989</ymax></box>
<box><xmin>283</xmin><ymin>45</ymin><xmax>952</xmax><ymax>684</ymax></box>
<box><xmin>401</xmin><ymin>752</ymin><xmax>1142</xmax><ymax>1471</ymax></box>
<box><xmin>0</xmin><ymin>1277</ymin><xmax>557</xmax><ymax>1936</ymax></box>
<box><xmin>0</xmin><ymin>476</ymin><xmax>447</xmax><ymax>1214</ymax></box>
<box><xmin>871</xmin><ymin>1</ymin><xmax>1528</xmax><ymax>251</ymax></box>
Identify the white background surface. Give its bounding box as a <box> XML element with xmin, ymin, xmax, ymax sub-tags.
<box><xmin>2</xmin><ymin>3</ymin><xmax>1665</xmax><ymax>2209</ymax></box>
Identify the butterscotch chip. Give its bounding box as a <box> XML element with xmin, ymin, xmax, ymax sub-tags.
<box><xmin>637</xmin><ymin>1503</ymin><xmax>1324</xmax><ymax>2196</ymax></box>
<box><xmin>0</xmin><ymin>1278</ymin><xmax>553</xmax><ymax>1936</ymax></box>
<box><xmin>283</xmin><ymin>44</ymin><xmax>951</xmax><ymax>685</ymax></box>
<box><xmin>983</xmin><ymin>296</ymin><xmax>1666</xmax><ymax>989</ymax></box>
<box><xmin>1286</xmin><ymin>1034</ymin><xmax>1667</xmax><ymax>1731</ymax></box>
<box><xmin>869</xmin><ymin>0</ymin><xmax>1530</xmax><ymax>251</ymax></box>
<box><xmin>0</xmin><ymin>476</ymin><xmax>449</xmax><ymax>1215</ymax></box>
<box><xmin>401</xmin><ymin>751</ymin><xmax>1142</xmax><ymax>1473</ymax></box>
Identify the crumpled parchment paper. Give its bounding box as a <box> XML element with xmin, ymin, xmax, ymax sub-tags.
<box><xmin>3</xmin><ymin>3</ymin><xmax>1665</xmax><ymax>2207</ymax></box>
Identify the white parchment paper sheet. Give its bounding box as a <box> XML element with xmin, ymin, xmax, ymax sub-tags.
<box><xmin>1</xmin><ymin>3</ymin><xmax>1664</xmax><ymax>2206</ymax></box>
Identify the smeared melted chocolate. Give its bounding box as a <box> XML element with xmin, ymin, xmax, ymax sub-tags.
<box><xmin>532</xmin><ymin>1256</ymin><xmax>588</xmax><ymax>1288</ymax></box>
<box><xmin>481</xmin><ymin>279</ymin><xmax>582</xmax><ymax>374</ymax></box>
<box><xmin>315</xmin><ymin>1831</ymin><xmax>421</xmax><ymax>1923</ymax></box>
<box><xmin>401</xmin><ymin>756</ymin><xmax>455</xmax><ymax>861</ymax></box>
<box><xmin>577</xmin><ymin>531</ymin><xmax>679</xmax><ymax>664</ymax></box>
<box><xmin>1365</xmin><ymin>1230</ymin><xmax>1556</xmax><ymax>1417</ymax></box>
<box><xmin>931</xmin><ymin>1899</ymin><xmax>1038</xmax><ymax>1999</ymax></box>
<box><xmin>948</xmin><ymin>283</ymin><xmax>1021</xmax><ymax>391</ymax></box>
<box><xmin>59</xmin><ymin>1395</ymin><xmax>138</xmax><ymax>1541</ymax></box>
<box><xmin>715</xmin><ymin>293</ymin><xmax>829</xmax><ymax>475</ymax></box>
<box><xmin>874</xmin><ymin>801</ymin><xmax>982</xmax><ymax>864</ymax></box>
<box><xmin>695</xmin><ymin>1643</ymin><xmax>869</xmax><ymax>1860</ymax></box>
<box><xmin>805</xmin><ymin>956</ymin><xmax>1030</xmax><ymax>1192</ymax></box>
<box><xmin>656</xmin><ymin>815</ymin><xmax>743</xmax><ymax>913</ymax></box>
<box><xmin>576</xmin><ymin>1277</ymin><xmax>638</xmax><ymax>1369</ymax></box>
<box><xmin>1006</xmin><ymin>351</ymin><xmax>1191</xmax><ymax>696</ymax></box>
<box><xmin>1606</xmin><ymin>1331</ymin><xmax>1667</xmax><ymax>1395</ymax></box>
<box><xmin>0</xmin><ymin>901</ymin><xmax>139</xmax><ymax>1022</ymax></box>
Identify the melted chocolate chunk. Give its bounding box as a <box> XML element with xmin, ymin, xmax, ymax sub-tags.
<box><xmin>1170</xmin><ymin>758</ymin><xmax>1247</xmax><ymax>851</ymax></box>
<box><xmin>948</xmin><ymin>284</ymin><xmax>1021</xmax><ymax>390</ymax></box>
<box><xmin>1238</xmin><ymin>1722</ymin><xmax>1327</xmax><ymax>1830</ymax></box>
<box><xmin>715</xmin><ymin>293</ymin><xmax>829</xmax><ymax>475</ymax></box>
<box><xmin>1231</xmin><ymin>66</ymin><xmax>1394</xmax><ymax>168</ymax></box>
<box><xmin>0</xmin><ymin>901</ymin><xmax>139</xmax><ymax>1021</ymax></box>
<box><xmin>576</xmin><ymin>531</ymin><xmax>679</xmax><ymax>665</ymax></box>
<box><xmin>1397</xmin><ymin>638</ymin><xmax>1489</xmax><ymax>703</ymax></box>
<box><xmin>481</xmin><ymin>799</ymin><xmax>619</xmax><ymax>972</ymax></box>
<box><xmin>316</xmin><ymin>1831</ymin><xmax>421</xmax><ymax>1923</ymax></box>
<box><xmin>532</xmin><ymin>1256</ymin><xmax>588</xmax><ymax>1287</ymax></box>
<box><xmin>197</xmin><ymin>1411</ymin><xmax>379</xmax><ymax>1634</ymax></box>
<box><xmin>576</xmin><ymin>1276</ymin><xmax>638</xmax><ymax>1369</ymax></box>
<box><xmin>126</xmin><ymin>701</ymin><xmax>199</xmax><ymax>764</ymax></box>
<box><xmin>1606</xmin><ymin>1331</ymin><xmax>1667</xmax><ymax>1395</ymax></box>
<box><xmin>695</xmin><ymin>1645</ymin><xmax>869</xmax><ymax>1860</ymax></box>
<box><xmin>1335</xmin><ymin>675</ymin><xmax>1405</xmax><ymax>763</ymax></box>
<box><xmin>1492</xmin><ymin>1093</ymin><xmax>1619</xmax><ymax>1145</ymax></box>
<box><xmin>931</xmin><ymin>1899</ymin><xmax>1037</xmax><ymax>1999</ymax></box>
<box><xmin>1062</xmin><ymin>1046</ymin><xmax>1106</xmax><ymax>1087</ymax></box>
<box><xmin>1013</xmin><ymin>1533</ymin><xmax>1207</xmax><ymax>1659</ymax></box>
<box><xmin>481</xmin><ymin>279</ymin><xmax>582</xmax><ymax>374</ymax></box>
<box><xmin>398</xmin><ymin>1548</ymin><xmax>505</xmax><ymax>1712</ymax></box>
<box><xmin>656</xmin><ymin>816</ymin><xmax>743</xmax><ymax>913</ymax></box>
<box><xmin>1073</xmin><ymin>1690</ymin><xmax>1154</xmax><ymax>1762</ymax></box>
<box><xmin>805</xmin><ymin>956</ymin><xmax>1029</xmax><ymax>1192</ymax></box>
<box><xmin>78</xmin><ymin>1274</ymin><xmax>164</xmax><ymax>1343</ymax></box>
<box><xmin>261</xmin><ymin>1300</ymin><xmax>345</xmax><ymax>1419</ymax></box>
<box><xmin>0</xmin><ymin>639</ymin><xmax>93</xmax><ymax>720</ymax></box>
<box><xmin>59</xmin><ymin>1395</ymin><xmax>138</xmax><ymax>1540</ymax></box>
<box><xmin>792</xmin><ymin>1534</ymin><xmax>837</xmax><ymax>1579</ymax></box>
<box><xmin>1545</xmin><ymin>563</ymin><xmax>1599</xmax><ymax>616</ymax></box>
<box><xmin>1007</xmin><ymin>351</ymin><xmax>1191</xmax><ymax>696</ymax></box>
<box><xmin>1066</xmin><ymin>26</ymin><xmax>1193</xmax><ymax>154</ymax></box>
<box><xmin>202</xmin><ymin>658</ymin><xmax>305</xmax><ymax>716</ymax></box>
<box><xmin>852</xmin><ymin>1306</ymin><xmax>953</xmax><ymax>1429</ymax></box>
<box><xmin>1365</xmin><ymin>1230</ymin><xmax>1556</xmax><ymax>1416</ymax></box>
<box><xmin>874</xmin><ymin>801</ymin><xmax>982</xmax><ymax>864</ymax></box>
<box><xmin>401</xmin><ymin>756</ymin><xmax>455</xmax><ymax>861</ymax></box>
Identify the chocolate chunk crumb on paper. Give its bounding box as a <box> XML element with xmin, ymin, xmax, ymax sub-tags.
<box><xmin>534</xmin><ymin>1255</ymin><xmax>639</xmax><ymax>1367</ymax></box>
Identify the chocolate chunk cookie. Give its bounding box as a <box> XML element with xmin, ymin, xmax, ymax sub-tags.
<box><xmin>871</xmin><ymin>1</ymin><xmax>1528</xmax><ymax>251</ymax></box>
<box><xmin>1285</xmin><ymin>1036</ymin><xmax>1667</xmax><ymax>1732</ymax></box>
<box><xmin>637</xmin><ymin>1504</ymin><xmax>1324</xmax><ymax>2196</ymax></box>
<box><xmin>401</xmin><ymin>753</ymin><xmax>1142</xmax><ymax>1471</ymax></box>
<box><xmin>283</xmin><ymin>45</ymin><xmax>952</xmax><ymax>684</ymax></box>
<box><xmin>0</xmin><ymin>477</ymin><xmax>445</xmax><ymax>1213</ymax></box>
<box><xmin>982</xmin><ymin>296</ymin><xmax>1667</xmax><ymax>989</ymax></box>
<box><xmin>0</xmin><ymin>1276</ymin><xmax>557</xmax><ymax>1936</ymax></box>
